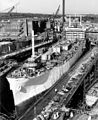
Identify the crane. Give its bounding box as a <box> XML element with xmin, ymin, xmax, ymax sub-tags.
<box><xmin>8</xmin><ymin>6</ymin><xmax>15</xmax><ymax>13</ymax></box>
<box><xmin>54</xmin><ymin>5</ymin><xmax>60</xmax><ymax>18</ymax></box>
<box><xmin>1</xmin><ymin>2</ymin><xmax>19</xmax><ymax>13</ymax></box>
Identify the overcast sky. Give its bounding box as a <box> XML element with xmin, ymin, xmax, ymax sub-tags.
<box><xmin>0</xmin><ymin>0</ymin><xmax>97</xmax><ymax>14</ymax></box>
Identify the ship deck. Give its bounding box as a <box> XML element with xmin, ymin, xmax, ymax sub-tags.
<box><xmin>16</xmin><ymin>47</ymin><xmax>98</xmax><ymax>120</ymax></box>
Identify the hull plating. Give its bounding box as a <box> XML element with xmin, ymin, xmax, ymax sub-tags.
<box><xmin>7</xmin><ymin>45</ymin><xmax>83</xmax><ymax>105</ymax></box>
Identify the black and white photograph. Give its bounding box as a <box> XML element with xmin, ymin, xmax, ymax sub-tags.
<box><xmin>0</xmin><ymin>0</ymin><xmax>98</xmax><ymax>120</ymax></box>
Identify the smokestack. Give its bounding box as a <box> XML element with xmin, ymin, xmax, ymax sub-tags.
<box><xmin>62</xmin><ymin>0</ymin><xmax>65</xmax><ymax>26</ymax></box>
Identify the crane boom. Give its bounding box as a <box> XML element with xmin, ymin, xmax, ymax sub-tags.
<box><xmin>52</xmin><ymin>5</ymin><xmax>60</xmax><ymax>21</ymax></box>
<box><xmin>1</xmin><ymin>2</ymin><xmax>19</xmax><ymax>13</ymax></box>
<box><xmin>8</xmin><ymin>6</ymin><xmax>15</xmax><ymax>13</ymax></box>
<box><xmin>55</xmin><ymin>5</ymin><xmax>60</xmax><ymax>17</ymax></box>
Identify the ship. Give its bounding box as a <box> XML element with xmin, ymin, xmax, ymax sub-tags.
<box><xmin>6</xmin><ymin>24</ymin><xmax>86</xmax><ymax>106</ymax></box>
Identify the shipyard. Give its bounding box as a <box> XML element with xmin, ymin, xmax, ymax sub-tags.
<box><xmin>0</xmin><ymin>0</ymin><xmax>98</xmax><ymax>120</ymax></box>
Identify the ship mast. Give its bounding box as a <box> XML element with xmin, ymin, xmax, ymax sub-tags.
<box><xmin>62</xmin><ymin>0</ymin><xmax>65</xmax><ymax>26</ymax></box>
<box><xmin>32</xmin><ymin>30</ymin><xmax>35</xmax><ymax>60</ymax></box>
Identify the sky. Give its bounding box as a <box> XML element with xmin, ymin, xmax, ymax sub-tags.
<box><xmin>0</xmin><ymin>0</ymin><xmax>97</xmax><ymax>14</ymax></box>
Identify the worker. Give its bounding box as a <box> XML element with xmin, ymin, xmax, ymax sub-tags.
<box><xmin>55</xmin><ymin>88</ymin><xmax>58</xmax><ymax>93</ymax></box>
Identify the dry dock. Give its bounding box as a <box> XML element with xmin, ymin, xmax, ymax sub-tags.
<box><xmin>17</xmin><ymin>47</ymin><xmax>98</xmax><ymax>120</ymax></box>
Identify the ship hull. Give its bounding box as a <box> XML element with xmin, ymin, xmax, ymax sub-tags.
<box><xmin>7</xmin><ymin>44</ymin><xmax>84</xmax><ymax>106</ymax></box>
